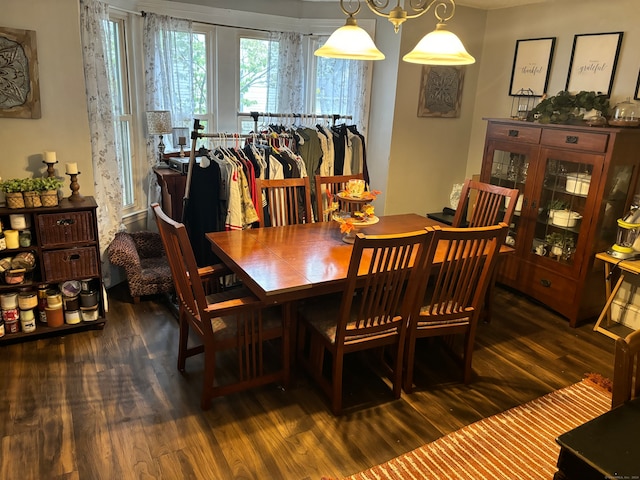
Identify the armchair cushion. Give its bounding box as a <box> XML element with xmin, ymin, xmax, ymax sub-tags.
<box><xmin>107</xmin><ymin>231</ymin><xmax>174</xmax><ymax>302</ymax></box>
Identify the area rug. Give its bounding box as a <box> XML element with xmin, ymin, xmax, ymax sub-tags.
<box><xmin>341</xmin><ymin>377</ymin><xmax>611</xmax><ymax>480</ymax></box>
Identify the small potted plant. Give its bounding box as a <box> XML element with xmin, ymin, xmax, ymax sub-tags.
<box><xmin>34</xmin><ymin>177</ymin><xmax>63</xmax><ymax>206</ymax></box>
<box><xmin>0</xmin><ymin>178</ymin><xmax>28</xmax><ymax>209</ymax></box>
<box><xmin>21</xmin><ymin>178</ymin><xmax>42</xmax><ymax>208</ymax></box>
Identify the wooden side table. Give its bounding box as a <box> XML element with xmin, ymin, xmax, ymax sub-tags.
<box><xmin>554</xmin><ymin>397</ymin><xmax>640</xmax><ymax>479</ymax></box>
<box><xmin>154</xmin><ymin>167</ymin><xmax>186</xmax><ymax>221</ymax></box>
<box><xmin>593</xmin><ymin>251</ymin><xmax>640</xmax><ymax>339</ymax></box>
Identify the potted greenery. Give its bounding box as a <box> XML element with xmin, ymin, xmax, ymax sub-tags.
<box><xmin>21</xmin><ymin>178</ymin><xmax>43</xmax><ymax>208</ymax></box>
<box><xmin>0</xmin><ymin>178</ymin><xmax>28</xmax><ymax>209</ymax></box>
<box><xmin>528</xmin><ymin>91</ymin><xmax>610</xmax><ymax>125</ymax></box>
<box><xmin>545</xmin><ymin>233</ymin><xmax>575</xmax><ymax>258</ymax></box>
<box><xmin>547</xmin><ymin>199</ymin><xmax>568</xmax><ymax>220</ymax></box>
<box><xmin>34</xmin><ymin>177</ymin><xmax>63</xmax><ymax>206</ymax></box>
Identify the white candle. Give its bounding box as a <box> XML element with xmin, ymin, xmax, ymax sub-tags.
<box><xmin>44</xmin><ymin>151</ymin><xmax>57</xmax><ymax>163</ymax></box>
<box><xmin>65</xmin><ymin>162</ymin><xmax>78</xmax><ymax>174</ymax></box>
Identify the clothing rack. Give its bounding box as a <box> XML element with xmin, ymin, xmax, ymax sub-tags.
<box><xmin>238</xmin><ymin>111</ymin><xmax>353</xmax><ymax>132</ymax></box>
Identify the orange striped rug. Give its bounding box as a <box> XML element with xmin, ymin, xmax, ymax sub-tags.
<box><xmin>342</xmin><ymin>378</ymin><xmax>611</xmax><ymax>480</ymax></box>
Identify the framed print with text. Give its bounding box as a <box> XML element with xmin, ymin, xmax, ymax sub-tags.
<box><xmin>509</xmin><ymin>37</ymin><xmax>555</xmax><ymax>96</ymax></box>
<box><xmin>565</xmin><ymin>32</ymin><xmax>623</xmax><ymax>95</ymax></box>
<box><xmin>635</xmin><ymin>69</ymin><xmax>640</xmax><ymax>100</ymax></box>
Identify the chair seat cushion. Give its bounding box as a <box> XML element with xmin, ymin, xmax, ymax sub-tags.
<box><xmin>208</xmin><ymin>288</ymin><xmax>282</xmax><ymax>340</ymax></box>
<box><xmin>300</xmin><ymin>294</ymin><xmax>399</xmax><ymax>344</ymax></box>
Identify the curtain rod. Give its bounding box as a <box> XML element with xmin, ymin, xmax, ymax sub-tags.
<box><xmin>139</xmin><ymin>10</ymin><xmax>318</xmax><ymax>36</ymax></box>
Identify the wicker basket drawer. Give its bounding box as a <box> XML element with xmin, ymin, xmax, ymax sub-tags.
<box><xmin>541</xmin><ymin>129</ymin><xmax>609</xmax><ymax>152</ymax></box>
<box><xmin>487</xmin><ymin>123</ymin><xmax>542</xmax><ymax>144</ymax></box>
<box><xmin>38</xmin><ymin>211</ymin><xmax>96</xmax><ymax>247</ymax></box>
<box><xmin>42</xmin><ymin>247</ymin><xmax>99</xmax><ymax>283</ymax></box>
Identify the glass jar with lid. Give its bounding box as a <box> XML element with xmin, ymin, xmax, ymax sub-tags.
<box><xmin>610</xmin><ymin>98</ymin><xmax>639</xmax><ymax>127</ymax></box>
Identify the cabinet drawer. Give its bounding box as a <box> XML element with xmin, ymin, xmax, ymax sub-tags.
<box><xmin>521</xmin><ymin>263</ymin><xmax>577</xmax><ymax>313</ymax></box>
<box><xmin>38</xmin><ymin>211</ymin><xmax>96</xmax><ymax>247</ymax></box>
<box><xmin>42</xmin><ymin>247</ymin><xmax>99</xmax><ymax>283</ymax></box>
<box><xmin>541</xmin><ymin>129</ymin><xmax>608</xmax><ymax>152</ymax></box>
<box><xmin>487</xmin><ymin>123</ymin><xmax>541</xmax><ymax>144</ymax></box>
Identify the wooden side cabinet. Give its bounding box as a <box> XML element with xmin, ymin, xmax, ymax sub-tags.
<box><xmin>0</xmin><ymin>196</ymin><xmax>105</xmax><ymax>344</ymax></box>
<box><xmin>480</xmin><ymin>118</ymin><xmax>640</xmax><ymax>326</ymax></box>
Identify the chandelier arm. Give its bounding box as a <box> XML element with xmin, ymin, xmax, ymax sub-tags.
<box><xmin>339</xmin><ymin>0</ymin><xmax>362</xmax><ymax>17</ymax></box>
<box><xmin>404</xmin><ymin>0</ymin><xmax>455</xmax><ymax>21</ymax></box>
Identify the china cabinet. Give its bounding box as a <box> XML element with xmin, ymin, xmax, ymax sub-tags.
<box><xmin>0</xmin><ymin>196</ymin><xmax>105</xmax><ymax>344</ymax></box>
<box><xmin>480</xmin><ymin>118</ymin><xmax>640</xmax><ymax>326</ymax></box>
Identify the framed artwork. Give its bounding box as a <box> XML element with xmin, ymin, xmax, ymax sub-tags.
<box><xmin>635</xmin><ymin>69</ymin><xmax>640</xmax><ymax>101</ymax></box>
<box><xmin>509</xmin><ymin>37</ymin><xmax>556</xmax><ymax>96</ymax></box>
<box><xmin>417</xmin><ymin>65</ymin><xmax>465</xmax><ymax>118</ymax></box>
<box><xmin>565</xmin><ymin>32</ymin><xmax>623</xmax><ymax>95</ymax></box>
<box><xmin>0</xmin><ymin>26</ymin><xmax>41</xmax><ymax>119</ymax></box>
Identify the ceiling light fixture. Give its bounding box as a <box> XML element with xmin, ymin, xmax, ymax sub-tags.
<box><xmin>315</xmin><ymin>0</ymin><xmax>475</xmax><ymax>65</ymax></box>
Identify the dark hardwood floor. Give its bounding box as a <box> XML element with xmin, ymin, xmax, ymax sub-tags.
<box><xmin>0</xmin><ymin>283</ymin><xmax>615</xmax><ymax>479</ymax></box>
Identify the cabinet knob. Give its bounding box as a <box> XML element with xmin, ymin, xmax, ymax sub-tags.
<box><xmin>540</xmin><ymin>279</ymin><xmax>552</xmax><ymax>287</ymax></box>
<box><xmin>508</xmin><ymin>129</ymin><xmax>519</xmax><ymax>137</ymax></box>
<box><xmin>565</xmin><ymin>136</ymin><xmax>578</xmax><ymax>144</ymax></box>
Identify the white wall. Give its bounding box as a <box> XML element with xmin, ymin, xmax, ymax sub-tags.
<box><xmin>1</xmin><ymin>0</ymin><xmax>93</xmax><ymax>198</ymax></box>
<box><xmin>467</xmin><ymin>0</ymin><xmax>640</xmax><ymax>179</ymax></box>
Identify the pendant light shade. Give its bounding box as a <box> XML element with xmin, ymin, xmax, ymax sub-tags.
<box><xmin>314</xmin><ymin>17</ymin><xmax>385</xmax><ymax>61</ymax></box>
<box><xmin>403</xmin><ymin>23</ymin><xmax>475</xmax><ymax>65</ymax></box>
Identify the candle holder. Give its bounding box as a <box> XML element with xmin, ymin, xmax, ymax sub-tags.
<box><xmin>43</xmin><ymin>160</ymin><xmax>58</xmax><ymax>178</ymax></box>
<box><xmin>67</xmin><ymin>172</ymin><xmax>83</xmax><ymax>202</ymax></box>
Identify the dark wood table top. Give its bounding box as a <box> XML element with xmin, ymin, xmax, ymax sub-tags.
<box><xmin>207</xmin><ymin>213</ymin><xmax>515</xmax><ymax>304</ymax></box>
<box><xmin>555</xmin><ymin>397</ymin><xmax>640</xmax><ymax>479</ymax></box>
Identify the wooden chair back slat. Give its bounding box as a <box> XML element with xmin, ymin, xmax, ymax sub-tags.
<box><xmin>314</xmin><ymin>173</ymin><xmax>365</xmax><ymax>222</ymax></box>
<box><xmin>453</xmin><ymin>179</ymin><xmax>519</xmax><ymax>228</ymax></box>
<box><xmin>255</xmin><ymin>177</ymin><xmax>313</xmax><ymax>227</ymax></box>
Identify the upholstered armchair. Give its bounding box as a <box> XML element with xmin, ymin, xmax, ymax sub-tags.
<box><xmin>107</xmin><ymin>231</ymin><xmax>174</xmax><ymax>302</ymax></box>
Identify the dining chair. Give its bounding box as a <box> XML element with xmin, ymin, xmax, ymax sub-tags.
<box><xmin>296</xmin><ymin>229</ymin><xmax>434</xmax><ymax>415</ymax></box>
<box><xmin>452</xmin><ymin>179</ymin><xmax>518</xmax><ymax>324</ymax></box>
<box><xmin>255</xmin><ymin>177</ymin><xmax>313</xmax><ymax>227</ymax></box>
<box><xmin>314</xmin><ymin>173</ymin><xmax>365</xmax><ymax>222</ymax></box>
<box><xmin>151</xmin><ymin>203</ymin><xmax>290</xmax><ymax>409</ymax></box>
<box><xmin>452</xmin><ymin>179</ymin><xmax>519</xmax><ymax>228</ymax></box>
<box><xmin>403</xmin><ymin>223</ymin><xmax>508</xmax><ymax>393</ymax></box>
<box><xmin>611</xmin><ymin>328</ymin><xmax>640</xmax><ymax>409</ymax></box>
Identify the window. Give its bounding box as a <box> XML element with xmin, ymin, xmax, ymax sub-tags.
<box><xmin>106</xmin><ymin>17</ymin><xmax>135</xmax><ymax>208</ymax></box>
<box><xmin>239</xmin><ymin>36</ymin><xmax>279</xmax><ymax>133</ymax></box>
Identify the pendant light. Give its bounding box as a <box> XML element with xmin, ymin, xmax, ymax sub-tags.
<box><xmin>316</xmin><ymin>0</ymin><xmax>474</xmax><ymax>65</ymax></box>
<box><xmin>314</xmin><ymin>5</ymin><xmax>385</xmax><ymax>60</ymax></box>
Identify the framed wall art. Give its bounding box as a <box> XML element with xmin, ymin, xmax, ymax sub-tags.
<box><xmin>417</xmin><ymin>65</ymin><xmax>465</xmax><ymax>118</ymax></box>
<box><xmin>635</xmin><ymin>69</ymin><xmax>640</xmax><ymax>101</ymax></box>
<box><xmin>565</xmin><ymin>32</ymin><xmax>623</xmax><ymax>96</ymax></box>
<box><xmin>509</xmin><ymin>37</ymin><xmax>556</xmax><ymax>97</ymax></box>
<box><xmin>0</xmin><ymin>26</ymin><xmax>41</xmax><ymax>119</ymax></box>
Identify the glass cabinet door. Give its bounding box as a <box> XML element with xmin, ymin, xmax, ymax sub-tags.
<box><xmin>529</xmin><ymin>149</ymin><xmax>601</xmax><ymax>271</ymax></box>
<box><xmin>485</xmin><ymin>142</ymin><xmax>533</xmax><ymax>251</ymax></box>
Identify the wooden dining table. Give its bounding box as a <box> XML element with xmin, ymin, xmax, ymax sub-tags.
<box><xmin>206</xmin><ymin>213</ymin><xmax>512</xmax><ymax>305</ymax></box>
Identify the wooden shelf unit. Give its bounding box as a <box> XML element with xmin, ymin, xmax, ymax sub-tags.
<box><xmin>0</xmin><ymin>196</ymin><xmax>105</xmax><ymax>344</ymax></box>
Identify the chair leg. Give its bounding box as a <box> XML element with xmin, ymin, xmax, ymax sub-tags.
<box><xmin>133</xmin><ymin>295</ymin><xmax>141</xmax><ymax>303</ymax></box>
<box><xmin>201</xmin><ymin>346</ymin><xmax>215</xmax><ymax>410</ymax></box>
<box><xmin>331</xmin><ymin>352</ymin><xmax>344</xmax><ymax>415</ymax></box>
<box><xmin>462</xmin><ymin>332</ymin><xmax>474</xmax><ymax>384</ymax></box>
<box><xmin>403</xmin><ymin>335</ymin><xmax>417</xmax><ymax>394</ymax></box>
<box><xmin>177</xmin><ymin>310</ymin><xmax>189</xmax><ymax>372</ymax></box>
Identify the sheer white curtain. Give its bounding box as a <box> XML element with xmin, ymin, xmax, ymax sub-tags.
<box><xmin>315</xmin><ymin>35</ymin><xmax>371</xmax><ymax>134</ymax></box>
<box><xmin>268</xmin><ymin>31</ymin><xmax>305</xmax><ymax>114</ymax></box>
<box><xmin>143</xmin><ymin>13</ymin><xmax>195</xmax><ymax>227</ymax></box>
<box><xmin>79</xmin><ymin>0</ymin><xmax>123</xmax><ymax>288</ymax></box>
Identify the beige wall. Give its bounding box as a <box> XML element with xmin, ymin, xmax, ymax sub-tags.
<box><xmin>2</xmin><ymin>0</ymin><xmax>639</xmax><ymax>223</ymax></box>
<box><xmin>383</xmin><ymin>6</ymin><xmax>486</xmax><ymax>215</ymax></box>
<box><xmin>2</xmin><ymin>0</ymin><xmax>93</xmax><ymax>198</ymax></box>
<box><xmin>467</xmin><ymin>0</ymin><xmax>640</xmax><ymax>179</ymax></box>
